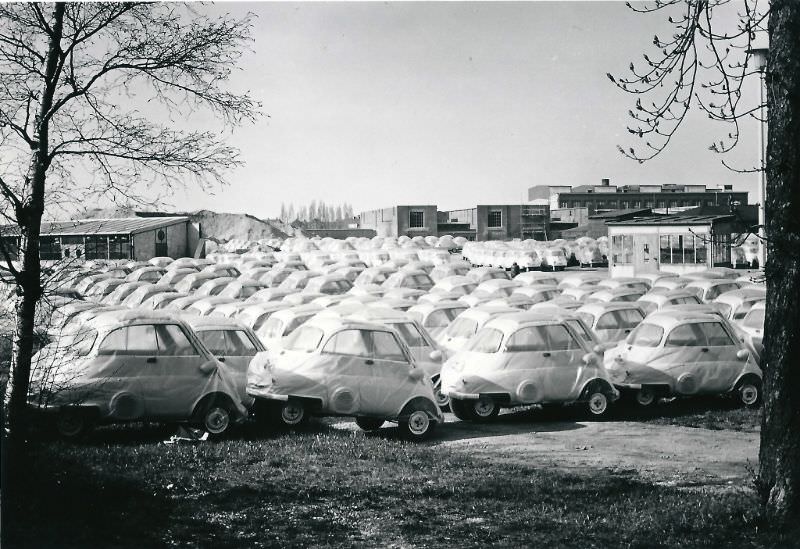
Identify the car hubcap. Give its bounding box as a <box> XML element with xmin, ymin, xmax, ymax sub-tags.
<box><xmin>636</xmin><ymin>388</ymin><xmax>654</xmax><ymax>406</ymax></box>
<box><xmin>435</xmin><ymin>389</ymin><xmax>450</xmax><ymax>407</ymax></box>
<box><xmin>589</xmin><ymin>393</ymin><xmax>608</xmax><ymax>415</ymax></box>
<box><xmin>281</xmin><ymin>402</ymin><xmax>305</xmax><ymax>425</ymax></box>
<box><xmin>205</xmin><ymin>407</ymin><xmax>230</xmax><ymax>434</ymax></box>
<box><xmin>58</xmin><ymin>414</ymin><xmax>83</xmax><ymax>436</ymax></box>
<box><xmin>474</xmin><ymin>399</ymin><xmax>495</xmax><ymax>418</ymax></box>
<box><xmin>408</xmin><ymin>410</ymin><xmax>430</xmax><ymax>435</ymax></box>
<box><xmin>741</xmin><ymin>385</ymin><xmax>758</xmax><ymax>405</ymax></box>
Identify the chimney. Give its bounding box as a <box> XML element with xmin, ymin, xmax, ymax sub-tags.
<box><xmin>601</xmin><ymin>178</ymin><xmax>610</xmax><ymax>186</ymax></box>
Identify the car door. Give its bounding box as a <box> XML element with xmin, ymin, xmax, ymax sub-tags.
<box><xmin>143</xmin><ymin>323</ymin><xmax>207</xmax><ymax>419</ymax></box>
<box><xmin>503</xmin><ymin>324</ymin><xmax>585</xmax><ymax>403</ymax></box>
<box><xmin>661</xmin><ymin>321</ymin><xmax>739</xmax><ymax>395</ymax></box>
<box><xmin>93</xmin><ymin>326</ymin><xmax>148</xmax><ymax>420</ymax></box>
<box><xmin>358</xmin><ymin>330</ymin><xmax>419</xmax><ymax>417</ymax></box>
<box><xmin>319</xmin><ymin>329</ymin><xmax>371</xmax><ymax>415</ymax></box>
<box><xmin>222</xmin><ymin>329</ymin><xmax>260</xmax><ymax>399</ymax></box>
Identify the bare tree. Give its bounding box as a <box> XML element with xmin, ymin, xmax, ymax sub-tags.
<box><xmin>610</xmin><ymin>0</ymin><xmax>800</xmax><ymax>526</ymax></box>
<box><xmin>0</xmin><ymin>3</ymin><xmax>258</xmax><ymax>452</ymax></box>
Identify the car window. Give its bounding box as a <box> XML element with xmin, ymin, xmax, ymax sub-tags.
<box><xmin>444</xmin><ymin>307</ymin><xmax>468</xmax><ymax>321</ymax></box>
<box><xmin>423</xmin><ymin>309</ymin><xmax>449</xmax><ymax>328</ymax></box>
<box><xmin>468</xmin><ymin>327</ymin><xmax>504</xmax><ymax>353</ymax></box>
<box><xmin>98</xmin><ymin>324</ymin><xmax>158</xmax><ymax>355</ymax></box>
<box><xmin>155</xmin><ymin>324</ymin><xmax>198</xmax><ymax>356</ymax></box>
<box><xmin>284</xmin><ymin>325</ymin><xmax>324</xmax><ymax>351</ymax></box>
<box><xmin>617</xmin><ymin>309</ymin><xmax>644</xmax><ymax>328</ymax></box>
<box><xmin>445</xmin><ymin>317</ymin><xmax>479</xmax><ymax>338</ymax></box>
<box><xmin>626</xmin><ymin>323</ymin><xmax>664</xmax><ymax>347</ymax></box>
<box><xmin>323</xmin><ymin>329</ymin><xmax>371</xmax><ymax>357</ymax></box>
<box><xmin>226</xmin><ymin>330</ymin><xmax>258</xmax><ymax>356</ymax></box>
<box><xmin>595</xmin><ymin>313</ymin><xmax>618</xmax><ymax>330</ymax></box>
<box><xmin>698</xmin><ymin>322</ymin><xmax>735</xmax><ymax>346</ymax></box>
<box><xmin>565</xmin><ymin>320</ymin><xmax>593</xmax><ymax>345</ymax></box>
<box><xmin>284</xmin><ymin>315</ymin><xmax>311</xmax><ymax>336</ymax></box>
<box><xmin>506</xmin><ymin>324</ymin><xmax>578</xmax><ymax>352</ymax></box>
<box><xmin>198</xmin><ymin>330</ymin><xmax>227</xmax><ymax>355</ymax></box>
<box><xmin>391</xmin><ymin>322</ymin><xmax>427</xmax><ymax>348</ymax></box>
<box><xmin>743</xmin><ymin>308</ymin><xmax>765</xmax><ymax>329</ymax></box>
<box><xmin>260</xmin><ymin>317</ymin><xmax>285</xmax><ymax>339</ymax></box>
<box><xmin>241</xmin><ymin>286</ymin><xmax>259</xmax><ymax>298</ymax></box>
<box><xmin>734</xmin><ymin>301</ymin><xmax>762</xmax><ymax>320</ymax></box>
<box><xmin>665</xmin><ymin>323</ymin><xmax>705</xmax><ymax>347</ymax></box>
<box><xmin>371</xmin><ymin>331</ymin><xmax>407</xmax><ymax>361</ymax></box>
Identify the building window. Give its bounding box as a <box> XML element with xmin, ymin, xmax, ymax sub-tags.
<box><xmin>696</xmin><ymin>236</ymin><xmax>707</xmax><ymax>264</ymax></box>
<box><xmin>39</xmin><ymin>236</ymin><xmax>61</xmax><ymax>260</ymax></box>
<box><xmin>488</xmin><ymin>210</ymin><xmax>502</xmax><ymax>228</ymax></box>
<box><xmin>657</xmin><ymin>200</ymin><xmax>666</xmax><ymax>209</ymax></box>
<box><xmin>612</xmin><ymin>235</ymin><xmax>633</xmax><ymax>264</ymax></box>
<box><xmin>85</xmin><ymin>235</ymin><xmax>109</xmax><ymax>260</ymax></box>
<box><xmin>634</xmin><ymin>201</ymin><xmax>642</xmax><ymax>208</ymax></box>
<box><xmin>109</xmin><ymin>235</ymin><xmax>131</xmax><ymax>259</ymax></box>
<box><xmin>0</xmin><ymin>237</ymin><xmax>20</xmax><ymax>261</ymax></box>
<box><xmin>712</xmin><ymin>233</ymin><xmax>731</xmax><ymax>265</ymax></box>
<box><xmin>660</xmin><ymin>235</ymin><xmax>673</xmax><ymax>264</ymax></box>
<box><xmin>409</xmin><ymin>210</ymin><xmax>424</xmax><ymax>229</ymax></box>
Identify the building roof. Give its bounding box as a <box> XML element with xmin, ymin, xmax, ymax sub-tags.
<box><xmin>1</xmin><ymin>216</ymin><xmax>188</xmax><ymax>237</ymax></box>
<box><xmin>607</xmin><ymin>212</ymin><xmax>736</xmax><ymax>225</ymax></box>
<box><xmin>588</xmin><ymin>208</ymin><xmax>653</xmax><ymax>220</ymax></box>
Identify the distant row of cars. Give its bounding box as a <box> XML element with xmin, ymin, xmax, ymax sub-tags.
<box><xmin>20</xmin><ymin>239</ymin><xmax>766</xmax><ymax>442</ymax></box>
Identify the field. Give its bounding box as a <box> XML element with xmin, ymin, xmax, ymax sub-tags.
<box><xmin>4</xmin><ymin>400</ymin><xmax>796</xmax><ymax>549</ymax></box>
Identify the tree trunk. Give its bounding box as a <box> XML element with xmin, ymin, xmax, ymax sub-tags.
<box><xmin>758</xmin><ymin>0</ymin><xmax>800</xmax><ymax>526</ymax></box>
<box><xmin>4</xmin><ymin>3</ymin><xmax>65</xmax><ymax>448</ymax></box>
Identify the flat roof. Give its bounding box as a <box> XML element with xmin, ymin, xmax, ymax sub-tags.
<box><xmin>0</xmin><ymin>217</ymin><xmax>189</xmax><ymax>237</ymax></box>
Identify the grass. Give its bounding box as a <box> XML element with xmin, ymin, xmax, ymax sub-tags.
<box><xmin>2</xmin><ymin>418</ymin><xmax>794</xmax><ymax>549</ymax></box>
<box><xmin>616</xmin><ymin>395</ymin><xmax>762</xmax><ymax>432</ymax></box>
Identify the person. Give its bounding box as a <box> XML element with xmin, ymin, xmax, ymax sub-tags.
<box><xmin>511</xmin><ymin>262</ymin><xmax>521</xmax><ymax>276</ymax></box>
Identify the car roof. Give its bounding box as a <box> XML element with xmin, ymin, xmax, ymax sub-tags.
<box><xmin>483</xmin><ymin>311</ymin><xmax>576</xmax><ymax>332</ymax></box>
<box><xmin>184</xmin><ymin>316</ymin><xmax>249</xmax><ymax>331</ymax></box>
<box><xmin>639</xmin><ymin>289</ymin><xmax>698</xmax><ymax>302</ymax></box>
<box><xmin>714</xmin><ymin>288</ymin><xmax>767</xmax><ymax>303</ymax></box>
<box><xmin>640</xmin><ymin>310</ymin><xmax>725</xmax><ymax>329</ymax></box>
<box><xmin>86</xmin><ymin>308</ymin><xmax>187</xmax><ymax>330</ymax></box>
<box><xmin>577</xmin><ymin>301</ymin><xmax>644</xmax><ymax>314</ymax></box>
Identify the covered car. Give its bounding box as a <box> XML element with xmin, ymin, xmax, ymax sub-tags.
<box><xmin>575</xmin><ymin>302</ymin><xmax>645</xmax><ymax>344</ymax></box>
<box><xmin>440</xmin><ymin>312</ymin><xmax>617</xmax><ymax>421</ymax></box>
<box><xmin>246</xmin><ymin>316</ymin><xmax>442</xmax><ymax>440</ymax></box>
<box><xmin>636</xmin><ymin>289</ymin><xmax>703</xmax><ymax>315</ymax></box>
<box><xmin>27</xmin><ymin>309</ymin><xmax>247</xmax><ymax>437</ymax></box>
<box><xmin>435</xmin><ymin>305</ymin><xmax>517</xmax><ymax>356</ymax></box>
<box><xmin>407</xmin><ymin>301</ymin><xmax>469</xmax><ymax>339</ymax></box>
<box><xmin>603</xmin><ymin>311</ymin><xmax>762</xmax><ymax>407</ymax></box>
<box><xmin>465</xmin><ymin>267</ymin><xmax>510</xmax><ymax>284</ymax></box>
<box><xmin>683</xmin><ymin>279</ymin><xmax>743</xmax><ymax>303</ymax></box>
<box><xmin>713</xmin><ymin>288</ymin><xmax>766</xmax><ymax>321</ymax></box>
<box><xmin>256</xmin><ymin>304</ymin><xmax>323</xmax><ymax>350</ymax></box>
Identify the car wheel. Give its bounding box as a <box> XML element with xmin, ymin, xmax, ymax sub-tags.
<box><xmin>278</xmin><ymin>400</ymin><xmax>307</xmax><ymax>427</ymax></box>
<box><xmin>399</xmin><ymin>408</ymin><xmax>436</xmax><ymax>441</ymax></box>
<box><xmin>202</xmin><ymin>403</ymin><xmax>232</xmax><ymax>435</ymax></box>
<box><xmin>635</xmin><ymin>387</ymin><xmax>656</xmax><ymax>407</ymax></box>
<box><xmin>450</xmin><ymin>399</ymin><xmax>475</xmax><ymax>421</ymax></box>
<box><xmin>355</xmin><ymin>417</ymin><xmax>384</xmax><ymax>431</ymax></box>
<box><xmin>434</xmin><ymin>387</ymin><xmax>451</xmax><ymax>411</ymax></box>
<box><xmin>586</xmin><ymin>391</ymin><xmax>610</xmax><ymax>418</ymax></box>
<box><xmin>472</xmin><ymin>398</ymin><xmax>499</xmax><ymax>421</ymax></box>
<box><xmin>737</xmin><ymin>379</ymin><xmax>762</xmax><ymax>408</ymax></box>
<box><xmin>56</xmin><ymin>409</ymin><xmax>93</xmax><ymax>439</ymax></box>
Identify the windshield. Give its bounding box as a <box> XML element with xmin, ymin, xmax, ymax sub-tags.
<box><xmin>467</xmin><ymin>327</ymin><xmax>504</xmax><ymax>353</ymax></box>
<box><xmin>284</xmin><ymin>325</ymin><xmax>324</xmax><ymax>351</ymax></box>
<box><xmin>576</xmin><ymin>312</ymin><xmax>595</xmax><ymax>328</ymax></box>
<box><xmin>445</xmin><ymin>317</ymin><xmax>479</xmax><ymax>338</ymax></box>
<box><xmin>626</xmin><ymin>323</ymin><xmax>664</xmax><ymax>347</ymax></box>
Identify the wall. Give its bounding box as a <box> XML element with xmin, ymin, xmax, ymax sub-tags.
<box><xmin>474</xmin><ymin>205</ymin><xmax>523</xmax><ymax>241</ymax></box>
<box><xmin>358</xmin><ymin>207</ymin><xmax>399</xmax><ymax>238</ymax></box>
<box><xmin>131</xmin><ymin>221</ymin><xmax>189</xmax><ymax>260</ymax></box>
<box><xmin>396</xmin><ymin>205</ymin><xmax>438</xmax><ymax>237</ymax></box>
<box><xmin>132</xmin><ymin>230</ymin><xmax>155</xmax><ymax>260</ymax></box>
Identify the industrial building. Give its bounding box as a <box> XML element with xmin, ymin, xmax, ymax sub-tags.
<box><xmin>0</xmin><ymin>217</ymin><xmax>199</xmax><ymax>263</ymax></box>
<box><xmin>529</xmin><ymin>179</ymin><xmax>749</xmax><ymax>214</ymax></box>
<box><xmin>358</xmin><ymin>204</ymin><xmax>550</xmax><ymax>241</ymax></box>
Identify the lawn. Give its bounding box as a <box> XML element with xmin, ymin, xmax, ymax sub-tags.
<box><xmin>2</xmin><ymin>418</ymin><xmax>793</xmax><ymax>549</ymax></box>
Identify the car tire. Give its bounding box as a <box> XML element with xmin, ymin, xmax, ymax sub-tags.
<box><xmin>450</xmin><ymin>399</ymin><xmax>475</xmax><ymax>421</ymax></box>
<box><xmin>471</xmin><ymin>398</ymin><xmax>499</xmax><ymax>422</ymax></box>
<box><xmin>201</xmin><ymin>401</ymin><xmax>232</xmax><ymax>435</ymax></box>
<box><xmin>56</xmin><ymin>408</ymin><xmax>93</xmax><ymax>439</ymax></box>
<box><xmin>277</xmin><ymin>400</ymin><xmax>307</xmax><ymax>428</ymax></box>
<box><xmin>585</xmin><ymin>390</ymin><xmax>611</xmax><ymax>419</ymax></box>
<box><xmin>399</xmin><ymin>408</ymin><xmax>436</xmax><ymax>441</ymax></box>
<box><xmin>355</xmin><ymin>417</ymin><xmax>384</xmax><ymax>431</ymax></box>
<box><xmin>737</xmin><ymin>378</ymin><xmax>762</xmax><ymax>408</ymax></box>
<box><xmin>634</xmin><ymin>387</ymin><xmax>656</xmax><ymax>407</ymax></box>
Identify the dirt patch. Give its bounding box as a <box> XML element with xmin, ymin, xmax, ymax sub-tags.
<box><xmin>334</xmin><ymin>413</ymin><xmax>759</xmax><ymax>489</ymax></box>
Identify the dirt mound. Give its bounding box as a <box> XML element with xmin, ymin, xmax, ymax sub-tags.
<box><xmin>189</xmin><ymin>210</ymin><xmax>290</xmax><ymax>242</ymax></box>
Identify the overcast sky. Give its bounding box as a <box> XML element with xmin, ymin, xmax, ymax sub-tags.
<box><xmin>170</xmin><ymin>1</ymin><xmax>763</xmax><ymax>218</ymax></box>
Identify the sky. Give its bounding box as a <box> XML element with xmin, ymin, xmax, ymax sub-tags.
<box><xmin>168</xmin><ymin>1</ymin><xmax>764</xmax><ymax>218</ymax></box>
